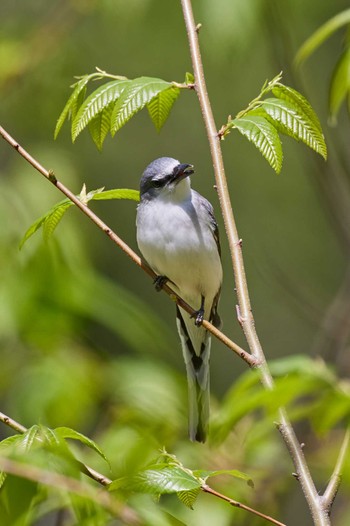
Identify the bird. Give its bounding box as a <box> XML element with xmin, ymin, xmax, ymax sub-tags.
<box><xmin>136</xmin><ymin>157</ymin><xmax>222</xmax><ymax>442</ymax></box>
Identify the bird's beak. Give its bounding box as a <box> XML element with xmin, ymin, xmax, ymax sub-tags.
<box><xmin>173</xmin><ymin>163</ymin><xmax>194</xmax><ymax>183</ymax></box>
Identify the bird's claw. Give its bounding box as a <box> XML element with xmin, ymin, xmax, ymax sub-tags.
<box><xmin>192</xmin><ymin>308</ymin><xmax>204</xmax><ymax>327</ymax></box>
<box><xmin>153</xmin><ymin>275</ymin><xmax>168</xmax><ymax>292</ymax></box>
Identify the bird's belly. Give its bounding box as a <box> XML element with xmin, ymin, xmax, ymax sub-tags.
<box><xmin>137</xmin><ymin>204</ymin><xmax>222</xmax><ymax>311</ymax></box>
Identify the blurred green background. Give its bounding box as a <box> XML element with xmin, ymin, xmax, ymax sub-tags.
<box><xmin>1</xmin><ymin>1</ymin><xmax>350</xmax><ymax>525</ymax></box>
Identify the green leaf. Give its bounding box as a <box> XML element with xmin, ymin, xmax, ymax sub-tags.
<box><xmin>19</xmin><ymin>199</ymin><xmax>73</xmax><ymax>249</ymax></box>
<box><xmin>88</xmin><ymin>103</ymin><xmax>114</xmax><ymax>151</ymax></box>
<box><xmin>231</xmin><ymin>115</ymin><xmax>283</xmax><ymax>173</ymax></box>
<box><xmin>329</xmin><ymin>47</ymin><xmax>350</xmax><ymax>121</ymax></box>
<box><xmin>177</xmin><ymin>487</ymin><xmax>200</xmax><ymax>509</ymax></box>
<box><xmin>185</xmin><ymin>72</ymin><xmax>195</xmax><ymax>85</ymax></box>
<box><xmin>54</xmin><ymin>75</ymin><xmax>92</xmax><ymax>139</ymax></box>
<box><xmin>296</xmin><ymin>9</ymin><xmax>350</xmax><ymax>65</ymax></box>
<box><xmin>42</xmin><ymin>201</ymin><xmax>73</xmax><ymax>243</ymax></box>
<box><xmin>110</xmin><ymin>464</ymin><xmax>200</xmax><ymax>495</ymax></box>
<box><xmin>111</xmin><ymin>77</ymin><xmax>171</xmax><ymax>135</ymax></box>
<box><xmin>55</xmin><ymin>427</ymin><xmax>110</xmax><ymax>466</ymax></box>
<box><xmin>272</xmin><ymin>84</ymin><xmax>323</xmax><ymax>133</ymax></box>
<box><xmin>91</xmin><ymin>188</ymin><xmax>140</xmax><ymax>202</ymax></box>
<box><xmin>260</xmin><ymin>97</ymin><xmax>327</xmax><ymax>159</ymax></box>
<box><xmin>72</xmin><ymin>79</ymin><xmax>130</xmax><ymax>141</ymax></box>
<box><xmin>147</xmin><ymin>86</ymin><xmax>180</xmax><ymax>132</ymax></box>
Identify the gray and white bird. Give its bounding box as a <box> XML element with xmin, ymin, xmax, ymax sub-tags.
<box><xmin>136</xmin><ymin>157</ymin><xmax>222</xmax><ymax>442</ymax></box>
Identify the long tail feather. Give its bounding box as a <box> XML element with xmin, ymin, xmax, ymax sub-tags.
<box><xmin>176</xmin><ymin>306</ymin><xmax>211</xmax><ymax>442</ymax></box>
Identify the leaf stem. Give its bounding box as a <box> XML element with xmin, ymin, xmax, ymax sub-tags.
<box><xmin>202</xmin><ymin>484</ymin><xmax>286</xmax><ymax>526</ymax></box>
<box><xmin>0</xmin><ymin>125</ymin><xmax>254</xmax><ymax>367</ymax></box>
<box><xmin>180</xmin><ymin>1</ymin><xmax>331</xmax><ymax>524</ymax></box>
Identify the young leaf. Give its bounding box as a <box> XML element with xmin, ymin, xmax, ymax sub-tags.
<box><xmin>55</xmin><ymin>427</ymin><xmax>110</xmax><ymax>466</ymax></box>
<box><xmin>72</xmin><ymin>79</ymin><xmax>130</xmax><ymax>141</ymax></box>
<box><xmin>193</xmin><ymin>469</ymin><xmax>254</xmax><ymax>487</ymax></box>
<box><xmin>91</xmin><ymin>189</ymin><xmax>140</xmax><ymax>201</ymax></box>
<box><xmin>88</xmin><ymin>103</ymin><xmax>114</xmax><ymax>151</ymax></box>
<box><xmin>110</xmin><ymin>464</ymin><xmax>200</xmax><ymax>495</ymax></box>
<box><xmin>230</xmin><ymin>115</ymin><xmax>283</xmax><ymax>173</ymax></box>
<box><xmin>259</xmin><ymin>97</ymin><xmax>327</xmax><ymax>159</ymax></box>
<box><xmin>272</xmin><ymin>84</ymin><xmax>323</xmax><ymax>133</ymax></box>
<box><xmin>111</xmin><ymin>77</ymin><xmax>171</xmax><ymax>135</ymax></box>
<box><xmin>42</xmin><ymin>201</ymin><xmax>73</xmax><ymax>243</ymax></box>
<box><xmin>329</xmin><ymin>47</ymin><xmax>350</xmax><ymax>121</ymax></box>
<box><xmin>54</xmin><ymin>75</ymin><xmax>92</xmax><ymax>139</ymax></box>
<box><xmin>147</xmin><ymin>86</ymin><xmax>180</xmax><ymax>132</ymax></box>
<box><xmin>296</xmin><ymin>8</ymin><xmax>350</xmax><ymax>65</ymax></box>
<box><xmin>177</xmin><ymin>488</ymin><xmax>201</xmax><ymax>509</ymax></box>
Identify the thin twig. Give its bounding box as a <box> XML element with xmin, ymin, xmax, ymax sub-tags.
<box><xmin>0</xmin><ymin>124</ymin><xmax>255</xmax><ymax>367</ymax></box>
<box><xmin>202</xmin><ymin>484</ymin><xmax>286</xmax><ymax>526</ymax></box>
<box><xmin>321</xmin><ymin>427</ymin><xmax>350</xmax><ymax>514</ymax></box>
<box><xmin>179</xmin><ymin>2</ymin><xmax>330</xmax><ymax>525</ymax></box>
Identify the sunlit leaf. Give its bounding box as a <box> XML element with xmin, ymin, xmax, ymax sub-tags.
<box><xmin>147</xmin><ymin>86</ymin><xmax>180</xmax><ymax>132</ymax></box>
<box><xmin>72</xmin><ymin>79</ymin><xmax>130</xmax><ymax>141</ymax></box>
<box><xmin>55</xmin><ymin>427</ymin><xmax>110</xmax><ymax>466</ymax></box>
<box><xmin>88</xmin><ymin>103</ymin><xmax>114</xmax><ymax>151</ymax></box>
<box><xmin>111</xmin><ymin>77</ymin><xmax>171</xmax><ymax>135</ymax></box>
<box><xmin>193</xmin><ymin>469</ymin><xmax>253</xmax><ymax>487</ymax></box>
<box><xmin>230</xmin><ymin>115</ymin><xmax>283</xmax><ymax>173</ymax></box>
<box><xmin>177</xmin><ymin>487</ymin><xmax>200</xmax><ymax>509</ymax></box>
<box><xmin>272</xmin><ymin>84</ymin><xmax>323</xmax><ymax>133</ymax></box>
<box><xmin>91</xmin><ymin>189</ymin><xmax>140</xmax><ymax>201</ymax></box>
<box><xmin>110</xmin><ymin>464</ymin><xmax>200</xmax><ymax>495</ymax></box>
<box><xmin>42</xmin><ymin>201</ymin><xmax>73</xmax><ymax>243</ymax></box>
<box><xmin>296</xmin><ymin>8</ymin><xmax>350</xmax><ymax>65</ymax></box>
<box><xmin>259</xmin><ymin>97</ymin><xmax>327</xmax><ymax>159</ymax></box>
<box><xmin>54</xmin><ymin>75</ymin><xmax>91</xmax><ymax>139</ymax></box>
<box><xmin>329</xmin><ymin>47</ymin><xmax>350</xmax><ymax>121</ymax></box>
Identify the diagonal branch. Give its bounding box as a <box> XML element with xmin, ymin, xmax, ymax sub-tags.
<box><xmin>321</xmin><ymin>427</ymin><xmax>350</xmax><ymax>514</ymax></box>
<box><xmin>0</xmin><ymin>124</ymin><xmax>255</xmax><ymax>368</ymax></box>
<box><xmin>180</xmin><ymin>1</ymin><xmax>331</xmax><ymax>525</ymax></box>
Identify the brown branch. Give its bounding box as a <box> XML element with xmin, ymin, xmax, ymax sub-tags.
<box><xmin>0</xmin><ymin>124</ymin><xmax>255</xmax><ymax>368</ymax></box>
<box><xmin>179</xmin><ymin>2</ymin><xmax>331</xmax><ymax>525</ymax></box>
<box><xmin>321</xmin><ymin>427</ymin><xmax>350</xmax><ymax>514</ymax></box>
<box><xmin>202</xmin><ymin>484</ymin><xmax>286</xmax><ymax>526</ymax></box>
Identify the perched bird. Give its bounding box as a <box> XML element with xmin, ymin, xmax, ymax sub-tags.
<box><xmin>136</xmin><ymin>157</ymin><xmax>222</xmax><ymax>442</ymax></box>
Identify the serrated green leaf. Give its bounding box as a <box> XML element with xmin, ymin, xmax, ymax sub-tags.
<box><xmin>260</xmin><ymin>97</ymin><xmax>327</xmax><ymax>159</ymax></box>
<box><xmin>42</xmin><ymin>201</ymin><xmax>73</xmax><ymax>242</ymax></box>
<box><xmin>329</xmin><ymin>47</ymin><xmax>350</xmax><ymax>121</ymax></box>
<box><xmin>111</xmin><ymin>77</ymin><xmax>171</xmax><ymax>135</ymax></box>
<box><xmin>110</xmin><ymin>464</ymin><xmax>200</xmax><ymax>495</ymax></box>
<box><xmin>296</xmin><ymin>9</ymin><xmax>350</xmax><ymax>65</ymax></box>
<box><xmin>88</xmin><ymin>103</ymin><xmax>114</xmax><ymax>151</ymax></box>
<box><xmin>72</xmin><ymin>79</ymin><xmax>130</xmax><ymax>141</ymax></box>
<box><xmin>54</xmin><ymin>75</ymin><xmax>91</xmax><ymax>139</ymax></box>
<box><xmin>193</xmin><ymin>469</ymin><xmax>253</xmax><ymax>487</ymax></box>
<box><xmin>55</xmin><ymin>427</ymin><xmax>110</xmax><ymax>466</ymax></box>
<box><xmin>231</xmin><ymin>115</ymin><xmax>283</xmax><ymax>173</ymax></box>
<box><xmin>272</xmin><ymin>84</ymin><xmax>323</xmax><ymax>133</ymax></box>
<box><xmin>91</xmin><ymin>189</ymin><xmax>140</xmax><ymax>201</ymax></box>
<box><xmin>177</xmin><ymin>487</ymin><xmax>200</xmax><ymax>509</ymax></box>
<box><xmin>147</xmin><ymin>86</ymin><xmax>180</xmax><ymax>132</ymax></box>
<box><xmin>21</xmin><ymin>425</ymin><xmax>42</xmax><ymax>451</ymax></box>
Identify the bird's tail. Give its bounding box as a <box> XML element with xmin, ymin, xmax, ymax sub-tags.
<box><xmin>176</xmin><ymin>307</ymin><xmax>211</xmax><ymax>442</ymax></box>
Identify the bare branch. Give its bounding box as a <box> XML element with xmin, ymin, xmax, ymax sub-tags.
<box><xmin>321</xmin><ymin>427</ymin><xmax>350</xmax><ymax>514</ymax></box>
<box><xmin>0</xmin><ymin>124</ymin><xmax>255</xmax><ymax>367</ymax></box>
<box><xmin>180</xmin><ymin>1</ymin><xmax>331</xmax><ymax>524</ymax></box>
<box><xmin>202</xmin><ymin>484</ymin><xmax>286</xmax><ymax>526</ymax></box>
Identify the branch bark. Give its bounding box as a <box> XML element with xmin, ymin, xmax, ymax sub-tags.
<box><xmin>180</xmin><ymin>1</ymin><xmax>332</xmax><ymax>524</ymax></box>
<box><xmin>0</xmin><ymin>124</ymin><xmax>254</xmax><ymax>368</ymax></box>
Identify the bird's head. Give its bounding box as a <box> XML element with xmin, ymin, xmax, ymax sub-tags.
<box><xmin>139</xmin><ymin>157</ymin><xmax>194</xmax><ymax>201</ymax></box>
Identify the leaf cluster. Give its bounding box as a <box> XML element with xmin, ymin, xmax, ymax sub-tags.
<box><xmin>223</xmin><ymin>73</ymin><xmax>327</xmax><ymax>173</ymax></box>
<box><xmin>54</xmin><ymin>69</ymin><xmax>189</xmax><ymax>150</ymax></box>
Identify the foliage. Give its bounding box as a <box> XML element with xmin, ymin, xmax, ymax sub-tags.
<box><xmin>296</xmin><ymin>8</ymin><xmax>350</xmax><ymax>122</ymax></box>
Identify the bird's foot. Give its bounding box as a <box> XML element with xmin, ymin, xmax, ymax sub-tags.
<box><xmin>153</xmin><ymin>275</ymin><xmax>168</xmax><ymax>292</ymax></box>
<box><xmin>191</xmin><ymin>308</ymin><xmax>204</xmax><ymax>327</ymax></box>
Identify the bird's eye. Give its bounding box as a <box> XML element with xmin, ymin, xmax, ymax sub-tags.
<box><xmin>151</xmin><ymin>179</ymin><xmax>163</xmax><ymax>188</ymax></box>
